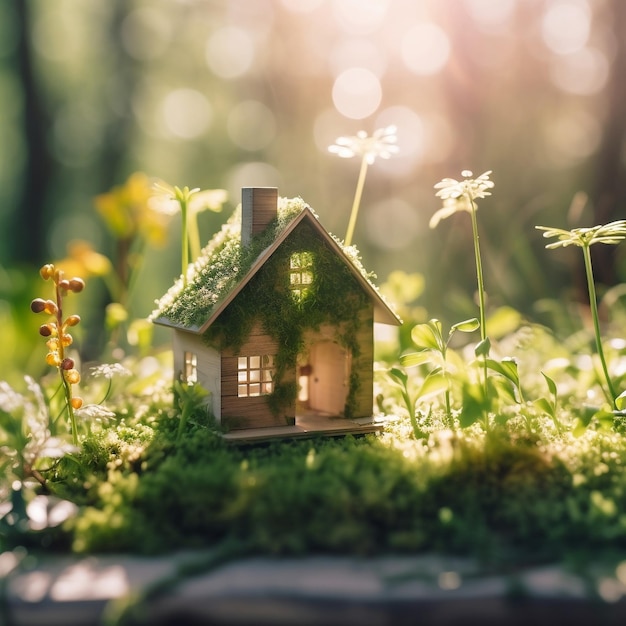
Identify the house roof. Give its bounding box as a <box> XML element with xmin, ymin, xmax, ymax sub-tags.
<box><xmin>150</xmin><ymin>197</ymin><xmax>401</xmax><ymax>333</ymax></box>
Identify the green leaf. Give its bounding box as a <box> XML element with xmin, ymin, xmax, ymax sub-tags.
<box><xmin>410</xmin><ymin>320</ymin><xmax>443</xmax><ymax>352</ymax></box>
<box><xmin>490</xmin><ymin>376</ymin><xmax>517</xmax><ymax>404</ymax></box>
<box><xmin>474</xmin><ymin>337</ymin><xmax>491</xmax><ymax>357</ymax></box>
<box><xmin>459</xmin><ymin>382</ymin><xmax>486</xmax><ymax>428</ymax></box>
<box><xmin>450</xmin><ymin>318</ymin><xmax>480</xmax><ymax>335</ymax></box>
<box><xmin>388</xmin><ymin>367</ymin><xmax>408</xmax><ymax>388</ymax></box>
<box><xmin>400</xmin><ymin>350</ymin><xmax>436</xmax><ymax>368</ymax></box>
<box><xmin>541</xmin><ymin>372</ymin><xmax>558</xmax><ymax>397</ymax></box>
<box><xmin>615</xmin><ymin>390</ymin><xmax>626</xmax><ymax>411</ymax></box>
<box><xmin>486</xmin><ymin>357</ymin><xmax>519</xmax><ymax>387</ymax></box>
<box><xmin>416</xmin><ymin>372</ymin><xmax>449</xmax><ymax>402</ymax></box>
<box><xmin>533</xmin><ymin>397</ymin><xmax>555</xmax><ymax>418</ymax></box>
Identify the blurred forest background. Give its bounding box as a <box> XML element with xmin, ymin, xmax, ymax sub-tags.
<box><xmin>2</xmin><ymin>0</ymin><xmax>626</xmax><ymax>380</ymax></box>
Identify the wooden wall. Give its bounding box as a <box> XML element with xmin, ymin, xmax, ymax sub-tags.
<box><xmin>220</xmin><ymin>321</ymin><xmax>296</xmax><ymax>430</ymax></box>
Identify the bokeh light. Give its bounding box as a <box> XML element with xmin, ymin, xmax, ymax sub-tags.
<box><xmin>161</xmin><ymin>89</ymin><xmax>212</xmax><ymax>139</ymax></box>
<box><xmin>331</xmin><ymin>0</ymin><xmax>390</xmax><ymax>35</ymax></box>
<box><xmin>227</xmin><ymin>100</ymin><xmax>277</xmax><ymax>151</ymax></box>
<box><xmin>332</xmin><ymin>67</ymin><xmax>382</xmax><ymax>119</ymax></box>
<box><xmin>549</xmin><ymin>47</ymin><xmax>609</xmax><ymax>95</ymax></box>
<box><xmin>205</xmin><ymin>26</ymin><xmax>255</xmax><ymax>79</ymax></box>
<box><xmin>541</xmin><ymin>1</ymin><xmax>591</xmax><ymax>55</ymax></box>
<box><xmin>401</xmin><ymin>22</ymin><xmax>450</xmax><ymax>76</ymax></box>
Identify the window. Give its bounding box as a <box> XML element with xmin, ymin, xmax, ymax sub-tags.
<box><xmin>238</xmin><ymin>355</ymin><xmax>274</xmax><ymax>397</ymax></box>
<box><xmin>184</xmin><ymin>351</ymin><xmax>197</xmax><ymax>384</ymax></box>
<box><xmin>289</xmin><ymin>252</ymin><xmax>313</xmax><ymax>300</ymax></box>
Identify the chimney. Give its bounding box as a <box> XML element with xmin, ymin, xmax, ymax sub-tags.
<box><xmin>241</xmin><ymin>187</ymin><xmax>278</xmax><ymax>247</ymax></box>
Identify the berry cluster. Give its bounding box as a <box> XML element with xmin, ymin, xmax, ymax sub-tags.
<box><xmin>31</xmin><ymin>264</ymin><xmax>85</xmax><ymax>441</ymax></box>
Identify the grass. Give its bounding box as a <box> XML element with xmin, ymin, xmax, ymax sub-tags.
<box><xmin>4</xmin><ymin>327</ymin><xmax>623</xmax><ymax>572</ymax></box>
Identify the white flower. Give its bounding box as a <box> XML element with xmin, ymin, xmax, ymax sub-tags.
<box><xmin>75</xmin><ymin>404</ymin><xmax>116</xmax><ymax>421</ymax></box>
<box><xmin>328</xmin><ymin>125</ymin><xmax>399</xmax><ymax>165</ymax></box>
<box><xmin>90</xmin><ymin>363</ymin><xmax>132</xmax><ymax>380</ymax></box>
<box><xmin>149</xmin><ymin>180</ymin><xmax>226</xmax><ymax>216</ymax></box>
<box><xmin>430</xmin><ymin>170</ymin><xmax>494</xmax><ymax>229</ymax></box>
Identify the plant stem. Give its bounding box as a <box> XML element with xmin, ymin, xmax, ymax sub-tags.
<box><xmin>582</xmin><ymin>245</ymin><xmax>617</xmax><ymax>405</ymax></box>
<box><xmin>56</xmin><ymin>281</ymin><xmax>78</xmax><ymax>445</ymax></box>
<box><xmin>344</xmin><ymin>156</ymin><xmax>369</xmax><ymax>247</ymax></box>
<box><xmin>180</xmin><ymin>198</ymin><xmax>189</xmax><ymax>286</ymax></box>
<box><xmin>468</xmin><ymin>197</ymin><xmax>487</xmax><ymax>341</ymax></box>
<box><xmin>187</xmin><ymin>209</ymin><xmax>201</xmax><ymax>265</ymax></box>
<box><xmin>467</xmin><ymin>196</ymin><xmax>490</xmax><ymax>427</ymax></box>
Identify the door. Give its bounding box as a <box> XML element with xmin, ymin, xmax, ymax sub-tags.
<box><xmin>308</xmin><ymin>340</ymin><xmax>350</xmax><ymax>415</ymax></box>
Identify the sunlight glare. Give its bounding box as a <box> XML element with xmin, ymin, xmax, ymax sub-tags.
<box><xmin>543</xmin><ymin>108</ymin><xmax>601</xmax><ymax>168</ymax></box>
<box><xmin>332</xmin><ymin>0</ymin><xmax>389</xmax><ymax>35</ymax></box>
<box><xmin>402</xmin><ymin>22</ymin><xmax>450</xmax><ymax>76</ymax></box>
<box><xmin>542</xmin><ymin>1</ymin><xmax>591</xmax><ymax>55</ymax></box>
<box><xmin>226</xmin><ymin>162</ymin><xmax>282</xmax><ymax>201</ymax></box>
<box><xmin>227</xmin><ymin>100</ymin><xmax>276</xmax><ymax>151</ymax></box>
<box><xmin>374</xmin><ymin>106</ymin><xmax>425</xmax><ymax>176</ymax></box>
<box><xmin>205</xmin><ymin>26</ymin><xmax>255</xmax><ymax>79</ymax></box>
<box><xmin>550</xmin><ymin>47</ymin><xmax>609</xmax><ymax>95</ymax></box>
<box><xmin>365</xmin><ymin>197</ymin><xmax>420</xmax><ymax>250</ymax></box>
<box><xmin>464</xmin><ymin>0</ymin><xmax>516</xmax><ymax>28</ymax></box>
<box><xmin>329</xmin><ymin>39</ymin><xmax>387</xmax><ymax>78</ymax></box>
<box><xmin>161</xmin><ymin>88</ymin><xmax>212</xmax><ymax>139</ymax></box>
<box><xmin>281</xmin><ymin>0</ymin><xmax>325</xmax><ymax>13</ymax></box>
<box><xmin>332</xmin><ymin>68</ymin><xmax>382</xmax><ymax>120</ymax></box>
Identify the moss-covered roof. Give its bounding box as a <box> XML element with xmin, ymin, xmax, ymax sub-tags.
<box><xmin>150</xmin><ymin>196</ymin><xmax>400</xmax><ymax>332</ymax></box>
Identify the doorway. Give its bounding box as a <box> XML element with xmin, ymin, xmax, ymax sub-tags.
<box><xmin>305</xmin><ymin>340</ymin><xmax>350</xmax><ymax>415</ymax></box>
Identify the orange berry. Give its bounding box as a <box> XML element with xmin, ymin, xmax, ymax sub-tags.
<box><xmin>30</xmin><ymin>299</ymin><xmax>46</xmax><ymax>313</ymax></box>
<box><xmin>65</xmin><ymin>369</ymin><xmax>80</xmax><ymax>384</ymax></box>
<box><xmin>61</xmin><ymin>334</ymin><xmax>73</xmax><ymax>347</ymax></box>
<box><xmin>46</xmin><ymin>352</ymin><xmax>61</xmax><ymax>367</ymax></box>
<box><xmin>70</xmin><ymin>397</ymin><xmax>83</xmax><ymax>409</ymax></box>
<box><xmin>43</xmin><ymin>300</ymin><xmax>58</xmax><ymax>315</ymax></box>
<box><xmin>39</xmin><ymin>324</ymin><xmax>53</xmax><ymax>337</ymax></box>
<box><xmin>68</xmin><ymin>278</ymin><xmax>85</xmax><ymax>293</ymax></box>
<box><xmin>53</xmin><ymin>268</ymin><xmax>64</xmax><ymax>283</ymax></box>
<box><xmin>58</xmin><ymin>279</ymin><xmax>71</xmax><ymax>292</ymax></box>
<box><xmin>64</xmin><ymin>315</ymin><xmax>81</xmax><ymax>327</ymax></box>
<box><xmin>40</xmin><ymin>264</ymin><xmax>55</xmax><ymax>280</ymax></box>
<box><xmin>46</xmin><ymin>338</ymin><xmax>59</xmax><ymax>350</ymax></box>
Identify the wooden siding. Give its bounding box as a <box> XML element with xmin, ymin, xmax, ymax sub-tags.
<box><xmin>220</xmin><ymin>321</ymin><xmax>296</xmax><ymax>430</ymax></box>
<box><xmin>172</xmin><ymin>331</ymin><xmax>221</xmax><ymax>422</ymax></box>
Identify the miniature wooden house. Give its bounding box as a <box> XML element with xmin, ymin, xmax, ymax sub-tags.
<box><xmin>152</xmin><ymin>187</ymin><xmax>400</xmax><ymax>433</ymax></box>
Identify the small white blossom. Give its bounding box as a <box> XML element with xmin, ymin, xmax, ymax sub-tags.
<box><xmin>328</xmin><ymin>125</ymin><xmax>399</xmax><ymax>165</ymax></box>
<box><xmin>430</xmin><ymin>170</ymin><xmax>494</xmax><ymax>229</ymax></box>
<box><xmin>90</xmin><ymin>363</ymin><xmax>132</xmax><ymax>380</ymax></box>
<box><xmin>75</xmin><ymin>404</ymin><xmax>116</xmax><ymax>421</ymax></box>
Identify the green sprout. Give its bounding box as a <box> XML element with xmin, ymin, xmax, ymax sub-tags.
<box><xmin>400</xmin><ymin>317</ymin><xmax>479</xmax><ymax>426</ymax></box>
<box><xmin>536</xmin><ymin>220</ymin><xmax>626</xmax><ymax>408</ymax></box>
<box><xmin>152</xmin><ymin>182</ymin><xmax>227</xmax><ymax>285</ymax></box>
<box><xmin>329</xmin><ymin>125</ymin><xmax>398</xmax><ymax>247</ymax></box>
<box><xmin>30</xmin><ymin>264</ymin><xmax>85</xmax><ymax>445</ymax></box>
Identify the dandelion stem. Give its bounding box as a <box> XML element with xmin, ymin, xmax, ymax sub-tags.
<box><xmin>468</xmin><ymin>197</ymin><xmax>487</xmax><ymax>340</ymax></box>
<box><xmin>344</xmin><ymin>155</ymin><xmax>369</xmax><ymax>247</ymax></box>
<box><xmin>180</xmin><ymin>198</ymin><xmax>189</xmax><ymax>286</ymax></box>
<box><xmin>582</xmin><ymin>244</ymin><xmax>617</xmax><ymax>405</ymax></box>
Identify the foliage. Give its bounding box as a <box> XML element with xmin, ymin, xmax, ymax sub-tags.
<box><xmin>537</xmin><ymin>220</ymin><xmax>626</xmax><ymax>408</ymax></box>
